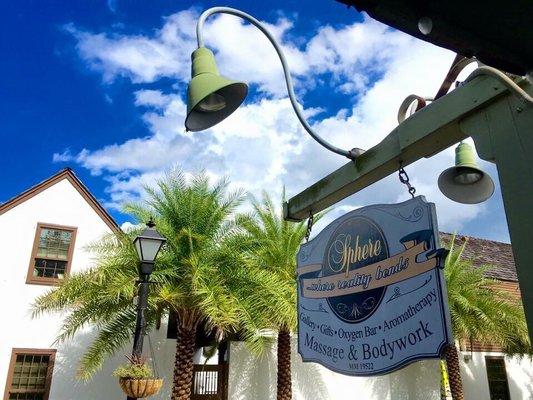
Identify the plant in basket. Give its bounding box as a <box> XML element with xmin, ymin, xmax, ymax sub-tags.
<box><xmin>113</xmin><ymin>355</ymin><xmax>163</xmax><ymax>398</ymax></box>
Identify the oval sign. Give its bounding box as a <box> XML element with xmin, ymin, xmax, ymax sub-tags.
<box><xmin>322</xmin><ymin>216</ymin><xmax>389</xmax><ymax>323</ymax></box>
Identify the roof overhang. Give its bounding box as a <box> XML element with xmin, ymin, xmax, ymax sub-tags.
<box><xmin>338</xmin><ymin>0</ymin><xmax>533</xmax><ymax>75</ymax></box>
<box><xmin>0</xmin><ymin>168</ymin><xmax>120</xmax><ymax>233</ymax></box>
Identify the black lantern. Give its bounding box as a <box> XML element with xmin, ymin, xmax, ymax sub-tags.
<box><xmin>133</xmin><ymin>219</ymin><xmax>166</xmax><ymax>274</ymax></box>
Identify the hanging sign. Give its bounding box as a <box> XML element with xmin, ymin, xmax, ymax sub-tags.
<box><xmin>297</xmin><ymin>196</ymin><xmax>452</xmax><ymax>376</ymax></box>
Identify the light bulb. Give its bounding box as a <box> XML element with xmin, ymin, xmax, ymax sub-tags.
<box><xmin>418</xmin><ymin>17</ymin><xmax>433</xmax><ymax>35</ymax></box>
<box><xmin>453</xmin><ymin>167</ymin><xmax>482</xmax><ymax>185</ymax></box>
<box><xmin>197</xmin><ymin>92</ymin><xmax>226</xmax><ymax>112</ymax></box>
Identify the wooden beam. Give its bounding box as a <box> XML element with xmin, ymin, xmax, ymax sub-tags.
<box><xmin>284</xmin><ymin>75</ymin><xmax>511</xmax><ymax>221</ymax></box>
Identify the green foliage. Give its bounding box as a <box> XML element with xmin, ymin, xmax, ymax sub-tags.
<box><xmin>31</xmin><ymin>171</ymin><xmax>329</xmax><ymax>379</ymax></box>
<box><xmin>235</xmin><ymin>190</ymin><xmax>325</xmax><ymax>355</ymax></box>
<box><xmin>113</xmin><ymin>364</ymin><xmax>153</xmax><ymax>379</ymax></box>
<box><xmin>444</xmin><ymin>235</ymin><xmax>531</xmax><ymax>356</ymax></box>
<box><xmin>31</xmin><ymin>169</ymin><xmax>249</xmax><ymax>379</ymax></box>
<box><xmin>113</xmin><ymin>355</ymin><xmax>153</xmax><ymax>379</ymax></box>
<box><xmin>113</xmin><ymin>364</ymin><xmax>154</xmax><ymax>379</ymax></box>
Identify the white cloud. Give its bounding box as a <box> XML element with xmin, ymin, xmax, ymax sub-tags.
<box><xmin>63</xmin><ymin>10</ymin><xmax>303</xmax><ymax>95</ymax></box>
<box><xmin>63</xmin><ymin>10</ymin><xmax>440</xmax><ymax>99</ymax></box>
<box><xmin>55</xmin><ymin>9</ymin><xmax>509</xmax><ymax>241</ymax></box>
<box><xmin>120</xmin><ymin>221</ymin><xmax>139</xmax><ymax>232</ymax></box>
<box><xmin>63</xmin><ymin>10</ymin><xmax>197</xmax><ymax>83</ymax></box>
<box><xmin>134</xmin><ymin>90</ymin><xmax>173</xmax><ymax>107</ymax></box>
<box><xmin>107</xmin><ymin>0</ymin><xmax>117</xmax><ymax>13</ymax></box>
<box><xmin>53</xmin><ymin>149</ymin><xmax>74</xmax><ymax>162</ymax></box>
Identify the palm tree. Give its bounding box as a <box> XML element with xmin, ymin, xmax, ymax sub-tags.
<box><xmin>32</xmin><ymin>170</ymin><xmax>248</xmax><ymax>400</ymax></box>
<box><xmin>237</xmin><ymin>191</ymin><xmax>321</xmax><ymax>400</ymax></box>
<box><xmin>442</xmin><ymin>235</ymin><xmax>531</xmax><ymax>400</ymax></box>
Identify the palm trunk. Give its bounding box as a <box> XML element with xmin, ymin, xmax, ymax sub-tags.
<box><xmin>171</xmin><ymin>325</ymin><xmax>196</xmax><ymax>400</ymax></box>
<box><xmin>444</xmin><ymin>344</ymin><xmax>464</xmax><ymax>400</ymax></box>
<box><xmin>277</xmin><ymin>327</ymin><xmax>292</xmax><ymax>400</ymax></box>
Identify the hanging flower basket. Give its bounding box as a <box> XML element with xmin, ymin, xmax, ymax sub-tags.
<box><xmin>119</xmin><ymin>377</ymin><xmax>163</xmax><ymax>398</ymax></box>
<box><xmin>114</xmin><ymin>355</ymin><xmax>163</xmax><ymax>398</ymax></box>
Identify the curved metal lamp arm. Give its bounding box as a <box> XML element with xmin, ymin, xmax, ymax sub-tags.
<box><xmin>465</xmin><ymin>66</ymin><xmax>533</xmax><ymax>104</ymax></box>
<box><xmin>197</xmin><ymin>7</ymin><xmax>357</xmax><ymax>159</ymax></box>
<box><xmin>397</xmin><ymin>57</ymin><xmax>533</xmax><ymax>124</ymax></box>
<box><xmin>397</xmin><ymin>56</ymin><xmax>478</xmax><ymax>124</ymax></box>
<box><xmin>397</xmin><ymin>95</ymin><xmax>434</xmax><ymax>124</ymax></box>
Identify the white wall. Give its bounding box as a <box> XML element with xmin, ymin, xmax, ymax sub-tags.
<box><xmin>228</xmin><ymin>341</ymin><xmax>533</xmax><ymax>400</ymax></box>
<box><xmin>460</xmin><ymin>350</ymin><xmax>533</xmax><ymax>400</ymax></box>
<box><xmin>47</xmin><ymin>322</ymin><xmax>182</xmax><ymax>400</ymax></box>
<box><xmin>0</xmin><ymin>177</ymin><xmax>217</xmax><ymax>400</ymax></box>
<box><xmin>228</xmin><ymin>338</ymin><xmax>441</xmax><ymax>400</ymax></box>
<box><xmin>0</xmin><ymin>178</ymin><xmax>117</xmax><ymax>399</ymax></box>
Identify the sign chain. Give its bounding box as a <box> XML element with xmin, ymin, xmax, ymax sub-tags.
<box><xmin>305</xmin><ymin>211</ymin><xmax>314</xmax><ymax>242</ymax></box>
<box><xmin>398</xmin><ymin>163</ymin><xmax>416</xmax><ymax>198</ymax></box>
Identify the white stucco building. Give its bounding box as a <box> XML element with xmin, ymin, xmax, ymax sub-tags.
<box><xmin>0</xmin><ymin>168</ymin><xmax>120</xmax><ymax>399</ymax></box>
<box><xmin>1</xmin><ymin>169</ymin><xmax>531</xmax><ymax>400</ymax></box>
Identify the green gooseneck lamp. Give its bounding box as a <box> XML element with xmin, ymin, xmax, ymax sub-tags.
<box><xmin>438</xmin><ymin>142</ymin><xmax>495</xmax><ymax>204</ymax></box>
<box><xmin>185</xmin><ymin>47</ymin><xmax>248</xmax><ymax>132</ymax></box>
<box><xmin>185</xmin><ymin>7</ymin><xmax>360</xmax><ymax>159</ymax></box>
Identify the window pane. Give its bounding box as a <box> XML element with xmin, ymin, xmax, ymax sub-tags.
<box><xmin>31</xmin><ymin>227</ymin><xmax>74</xmax><ymax>281</ymax></box>
<box><xmin>9</xmin><ymin>394</ymin><xmax>44</xmax><ymax>400</ymax></box>
<box><xmin>11</xmin><ymin>354</ymin><xmax>50</xmax><ymax>391</ymax></box>
<box><xmin>56</xmin><ymin>249</ymin><xmax>68</xmax><ymax>260</ymax></box>
<box><xmin>36</xmin><ymin>228</ymin><xmax>72</xmax><ymax>260</ymax></box>
<box><xmin>486</xmin><ymin>357</ymin><xmax>510</xmax><ymax>400</ymax></box>
<box><xmin>33</xmin><ymin>259</ymin><xmax>67</xmax><ymax>279</ymax></box>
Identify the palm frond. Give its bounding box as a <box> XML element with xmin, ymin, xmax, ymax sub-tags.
<box><xmin>77</xmin><ymin>309</ymin><xmax>139</xmax><ymax>380</ymax></box>
<box><xmin>443</xmin><ymin>234</ymin><xmax>531</xmax><ymax>355</ymax></box>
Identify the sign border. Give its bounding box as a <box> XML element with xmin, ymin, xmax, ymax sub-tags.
<box><xmin>297</xmin><ymin>196</ymin><xmax>453</xmax><ymax>376</ymax></box>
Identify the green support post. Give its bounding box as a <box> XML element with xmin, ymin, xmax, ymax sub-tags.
<box><xmin>461</xmin><ymin>90</ymin><xmax>533</xmax><ymax>342</ymax></box>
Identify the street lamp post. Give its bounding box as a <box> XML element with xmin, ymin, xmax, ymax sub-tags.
<box><xmin>127</xmin><ymin>220</ymin><xmax>166</xmax><ymax>400</ymax></box>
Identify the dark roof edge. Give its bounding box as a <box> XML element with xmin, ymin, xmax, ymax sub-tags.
<box><xmin>0</xmin><ymin>168</ymin><xmax>120</xmax><ymax>233</ymax></box>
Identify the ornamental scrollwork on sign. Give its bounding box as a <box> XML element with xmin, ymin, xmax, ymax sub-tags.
<box><xmin>351</xmin><ymin>296</ymin><xmax>376</xmax><ymax>318</ymax></box>
<box><xmin>386</xmin><ymin>275</ymin><xmax>433</xmax><ymax>303</ymax></box>
<box><xmin>300</xmin><ymin>303</ymin><xmax>329</xmax><ymax>314</ymax></box>
<box><xmin>374</xmin><ymin>205</ymin><xmax>424</xmax><ymax>222</ymax></box>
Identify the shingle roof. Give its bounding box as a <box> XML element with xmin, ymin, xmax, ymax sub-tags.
<box><xmin>440</xmin><ymin>233</ymin><xmax>517</xmax><ymax>281</ymax></box>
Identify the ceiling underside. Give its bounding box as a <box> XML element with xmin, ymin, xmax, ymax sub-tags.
<box><xmin>338</xmin><ymin>0</ymin><xmax>533</xmax><ymax>75</ymax></box>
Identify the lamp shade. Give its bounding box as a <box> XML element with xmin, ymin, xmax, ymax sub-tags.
<box><xmin>133</xmin><ymin>221</ymin><xmax>166</xmax><ymax>263</ymax></box>
<box><xmin>438</xmin><ymin>142</ymin><xmax>495</xmax><ymax>204</ymax></box>
<box><xmin>185</xmin><ymin>47</ymin><xmax>248</xmax><ymax>132</ymax></box>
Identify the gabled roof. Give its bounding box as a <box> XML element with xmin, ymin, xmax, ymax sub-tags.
<box><xmin>0</xmin><ymin>168</ymin><xmax>119</xmax><ymax>232</ymax></box>
<box><xmin>440</xmin><ymin>233</ymin><xmax>516</xmax><ymax>282</ymax></box>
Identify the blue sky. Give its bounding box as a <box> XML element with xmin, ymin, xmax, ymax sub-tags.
<box><xmin>1</xmin><ymin>1</ymin><xmax>510</xmax><ymax>241</ymax></box>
